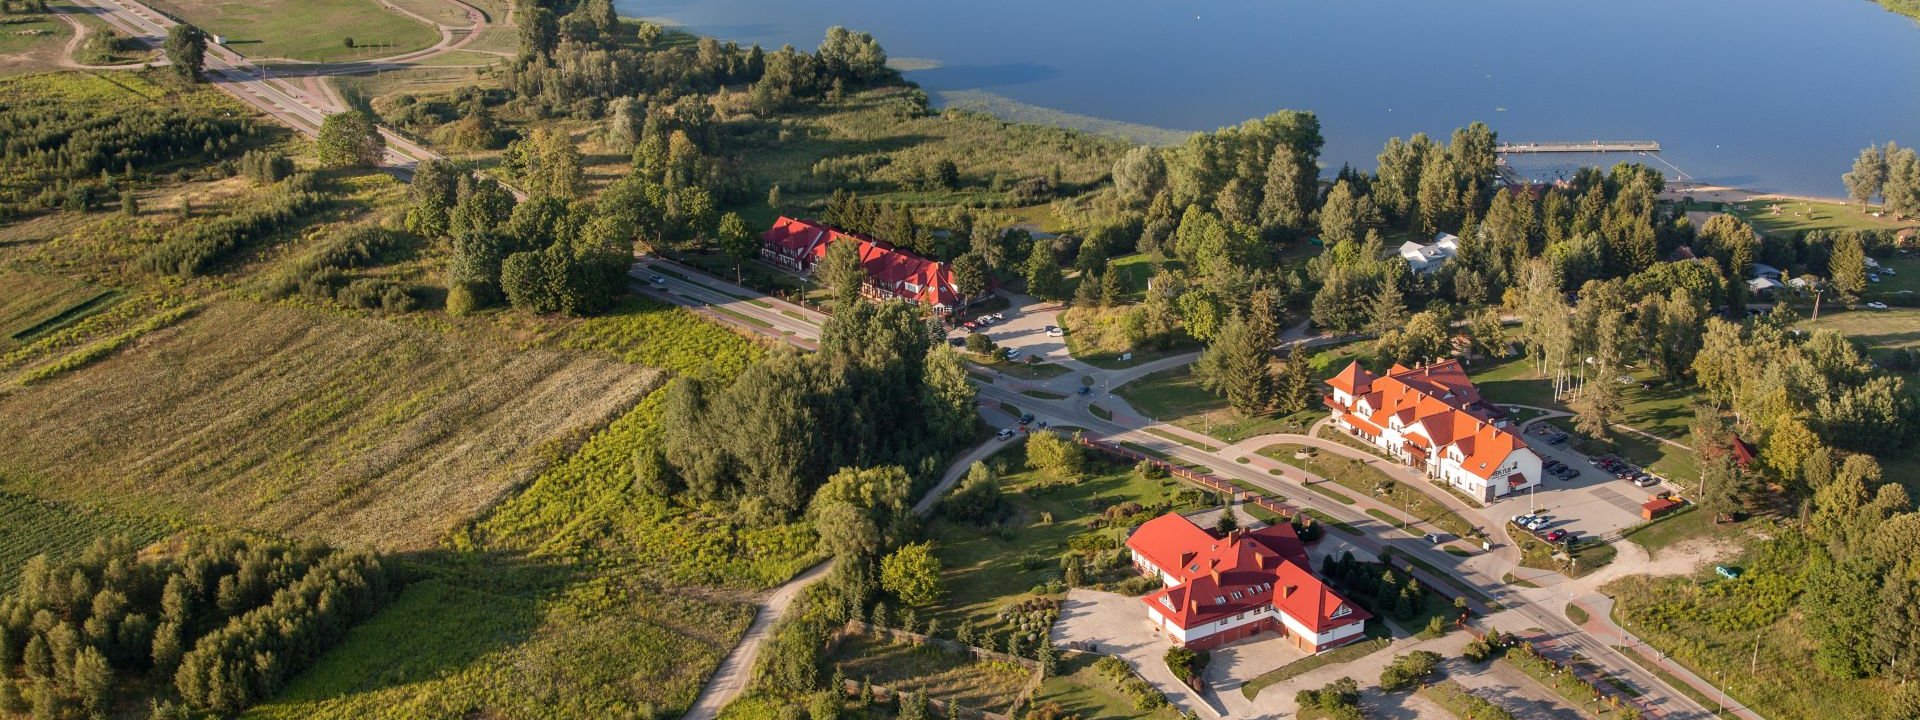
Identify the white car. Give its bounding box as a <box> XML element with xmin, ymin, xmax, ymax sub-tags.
<box><xmin>1526</xmin><ymin>517</ymin><xmax>1551</xmax><ymax>531</ymax></box>
<box><xmin>1511</xmin><ymin>514</ymin><xmax>1535</xmax><ymax>527</ymax></box>
<box><xmin>1867</xmin><ymin>301</ymin><xmax>1890</xmax><ymax>310</ymax></box>
<box><xmin>996</xmin><ymin>428</ymin><xmax>1015</xmax><ymax>441</ymax></box>
<box><xmin>1046</xmin><ymin>326</ymin><xmax>1064</xmax><ymax>337</ymax></box>
<box><xmin>1004</xmin><ymin>348</ymin><xmax>1022</xmax><ymax>360</ymax></box>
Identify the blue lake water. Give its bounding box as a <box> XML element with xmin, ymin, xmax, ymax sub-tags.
<box><xmin>619</xmin><ymin>0</ymin><xmax>1920</xmax><ymax>197</ymax></box>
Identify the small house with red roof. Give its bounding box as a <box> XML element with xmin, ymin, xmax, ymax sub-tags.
<box><xmin>1125</xmin><ymin>513</ymin><xmax>1370</xmax><ymax>653</ymax></box>
<box><xmin>1324</xmin><ymin>360</ymin><xmax>1542</xmax><ymax>504</ymax></box>
<box><xmin>760</xmin><ymin>216</ymin><xmax>987</xmax><ymax>315</ymax></box>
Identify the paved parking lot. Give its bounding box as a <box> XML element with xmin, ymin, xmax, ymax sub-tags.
<box><xmin>1491</xmin><ymin>424</ymin><xmax>1667</xmax><ymax>541</ymax></box>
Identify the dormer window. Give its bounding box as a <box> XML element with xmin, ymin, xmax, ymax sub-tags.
<box><xmin>1330</xmin><ymin>604</ymin><xmax>1353</xmax><ymax>619</ymax></box>
<box><xmin>1230</xmin><ymin>591</ymin><xmax>1242</xmax><ymax>600</ymax></box>
<box><xmin>1160</xmin><ymin>596</ymin><xmax>1175</xmax><ymax>610</ymax></box>
<box><xmin>1214</xmin><ymin>596</ymin><xmax>1227</xmax><ymax>605</ymax></box>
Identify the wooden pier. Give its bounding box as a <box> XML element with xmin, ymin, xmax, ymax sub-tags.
<box><xmin>1496</xmin><ymin>140</ymin><xmax>1661</xmax><ymax>154</ymax></box>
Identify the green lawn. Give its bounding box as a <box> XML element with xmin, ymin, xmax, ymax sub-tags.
<box><xmin>0</xmin><ymin>13</ymin><xmax>66</xmax><ymax>72</ymax></box>
<box><xmin>144</xmin><ymin>0</ymin><xmax>440</xmax><ymax>62</ymax></box>
<box><xmin>1033</xmin><ymin>653</ymin><xmax>1182</xmax><ymax>720</ymax></box>
<box><xmin>1799</xmin><ymin>307</ymin><xmax>1920</xmax><ymax>359</ymax></box>
<box><xmin>1256</xmin><ymin>443</ymin><xmax>1477</xmax><ymax>540</ymax></box>
<box><xmin>1113</xmin><ymin>365</ymin><xmax>1317</xmax><ymax>443</ymax></box>
<box><xmin>1715</xmin><ymin>198</ymin><xmax>1918</xmax><ymax>239</ymax></box>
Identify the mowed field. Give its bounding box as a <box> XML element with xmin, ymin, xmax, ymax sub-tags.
<box><xmin>1801</xmin><ymin>307</ymin><xmax>1920</xmax><ymax>357</ymax></box>
<box><xmin>0</xmin><ymin>270</ymin><xmax>112</xmax><ymax>347</ymax></box>
<box><xmin>0</xmin><ymin>299</ymin><xmax>662</xmax><ymax>550</ymax></box>
<box><xmin>142</xmin><ymin>0</ymin><xmax>440</xmax><ymax>61</ymax></box>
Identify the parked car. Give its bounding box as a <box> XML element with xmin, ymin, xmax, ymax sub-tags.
<box><xmin>1018</xmin><ymin>413</ymin><xmax>1035</xmax><ymax>426</ymax></box>
<box><xmin>1635</xmin><ymin>476</ymin><xmax>1661</xmax><ymax>487</ymax></box>
<box><xmin>1511</xmin><ymin>514</ymin><xmax>1535</xmax><ymax>527</ymax></box>
<box><xmin>1545</xmin><ymin>529</ymin><xmax>1567</xmax><ymax>542</ymax></box>
<box><xmin>1867</xmin><ymin>301</ymin><xmax>1890</xmax><ymax>310</ymax></box>
<box><xmin>990</xmin><ymin>312</ymin><xmax>1006</xmax><ymax>321</ymax></box>
<box><xmin>1004</xmin><ymin>348</ymin><xmax>1022</xmax><ymax>360</ymax></box>
<box><xmin>1525</xmin><ymin>517</ymin><xmax>1551</xmax><ymax>531</ymax></box>
<box><xmin>947</xmin><ymin>337</ymin><xmax>966</xmax><ymax>347</ymax></box>
<box><xmin>1076</xmin><ymin>385</ymin><xmax>1093</xmax><ymax>396</ymax></box>
<box><xmin>1423</xmin><ymin>533</ymin><xmax>1443</xmax><ymax>545</ymax></box>
<box><xmin>1047</xmin><ymin>326</ymin><xmax>1065</xmax><ymax>337</ymax></box>
<box><xmin>1544</xmin><ymin>460</ymin><xmax>1564</xmax><ymax>472</ymax></box>
<box><xmin>963</xmin><ymin>321</ymin><xmax>978</xmax><ymax>330</ymax></box>
<box><xmin>996</xmin><ymin>428</ymin><xmax>1015</xmax><ymax>440</ymax></box>
<box><xmin>976</xmin><ymin>316</ymin><xmax>994</xmax><ymax>325</ymax></box>
<box><xmin>1559</xmin><ymin>531</ymin><xmax>1580</xmax><ymax>546</ymax></box>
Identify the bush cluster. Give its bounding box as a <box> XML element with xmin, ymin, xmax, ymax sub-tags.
<box><xmin>1092</xmin><ymin>655</ymin><xmax>1166</xmax><ymax>711</ymax></box>
<box><xmin>138</xmin><ymin>173</ymin><xmax>327</xmax><ymax>276</ymax></box>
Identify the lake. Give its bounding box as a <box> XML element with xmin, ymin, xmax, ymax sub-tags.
<box><xmin>619</xmin><ymin>0</ymin><xmax>1920</xmax><ymax>197</ymax></box>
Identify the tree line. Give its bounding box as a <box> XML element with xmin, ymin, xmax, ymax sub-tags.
<box><xmin>0</xmin><ymin>535</ymin><xmax>400</xmax><ymax>717</ymax></box>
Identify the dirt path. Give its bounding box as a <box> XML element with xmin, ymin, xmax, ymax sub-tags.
<box><xmin>1573</xmin><ymin>536</ymin><xmax>1737</xmax><ymax>593</ymax></box>
<box><xmin>684</xmin><ymin>432</ymin><xmax>1020</xmax><ymax>719</ymax></box>
<box><xmin>54</xmin><ymin>11</ymin><xmax>160</xmax><ymax>70</ymax></box>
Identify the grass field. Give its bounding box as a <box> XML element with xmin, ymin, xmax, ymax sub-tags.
<box><xmin>1470</xmin><ymin>357</ymin><xmax>1701</xmax><ymax>482</ymax></box>
<box><xmin>1417</xmin><ymin>679</ymin><xmax>1521</xmax><ymax>720</ymax></box>
<box><xmin>728</xmin><ymin>87</ymin><xmax>1128</xmax><ymax>228</ymax></box>
<box><xmin>829</xmin><ymin>632</ymin><xmax>1031</xmax><ymax>715</ymax></box>
<box><xmin>0</xmin><ymin>300</ymin><xmax>664</xmax><ymax>550</ymax></box>
<box><xmin>1113</xmin><ymin>365</ymin><xmax>1318</xmax><ymax>443</ymax></box>
<box><xmin>1034</xmin><ymin>653</ymin><xmax>1182</xmax><ymax>720</ymax></box>
<box><xmin>922</xmin><ymin>444</ymin><xmax>1205</xmax><ymax>633</ymax></box>
<box><xmin>144</xmin><ymin>0</ymin><xmax>440</xmax><ymax>61</ymax></box>
<box><xmin>0</xmin><ymin>13</ymin><xmax>69</xmax><ymax>74</ymax></box>
<box><xmin>0</xmin><ymin>270</ymin><xmax>113</xmax><ymax>346</ymax></box>
<box><xmin>1606</xmin><ymin>555</ymin><xmax>1897</xmax><ymax>720</ymax></box>
<box><xmin>1799</xmin><ymin>307</ymin><xmax>1920</xmax><ymax>358</ymax></box>
<box><xmin>0</xmin><ymin>490</ymin><xmax>172</xmax><ymax>592</ymax></box>
<box><xmin>246</xmin><ymin>563</ymin><xmax>754</xmax><ymax>720</ymax></box>
<box><xmin>1712</xmin><ymin>199</ymin><xmax>1919</xmax><ymax>238</ymax></box>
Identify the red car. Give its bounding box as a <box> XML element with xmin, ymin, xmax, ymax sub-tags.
<box><xmin>1545</xmin><ymin>529</ymin><xmax>1567</xmax><ymax>543</ymax></box>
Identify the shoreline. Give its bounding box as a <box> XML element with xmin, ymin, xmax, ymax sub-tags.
<box><xmin>1656</xmin><ymin>183</ymin><xmax>1852</xmax><ymax>206</ymax></box>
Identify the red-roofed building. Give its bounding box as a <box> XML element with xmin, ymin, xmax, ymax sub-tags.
<box><xmin>1125</xmin><ymin>513</ymin><xmax>1369</xmax><ymax>652</ymax></box>
<box><xmin>1324</xmin><ymin>360</ymin><xmax>1541</xmax><ymax>504</ymax></box>
<box><xmin>760</xmin><ymin>216</ymin><xmax>987</xmax><ymax>315</ymax></box>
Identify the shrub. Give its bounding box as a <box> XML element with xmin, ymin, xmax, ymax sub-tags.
<box><xmin>1378</xmin><ymin>650</ymin><xmax>1441</xmax><ymax>692</ymax></box>
<box><xmin>1164</xmin><ymin>646</ymin><xmax>1209</xmax><ymax>683</ymax></box>
<box><xmin>446</xmin><ymin>281</ymin><xmax>487</xmax><ymax>316</ymax></box>
<box><xmin>139</xmin><ymin>174</ymin><xmax>327</xmax><ymax>276</ymax></box>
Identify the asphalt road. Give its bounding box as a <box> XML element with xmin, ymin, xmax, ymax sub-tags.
<box><xmin>642</xmin><ymin>259</ymin><xmax>1726</xmax><ymax>720</ymax></box>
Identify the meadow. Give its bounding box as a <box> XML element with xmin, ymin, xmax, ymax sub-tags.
<box><xmin>0</xmin><ymin>12</ymin><xmax>68</xmax><ymax>74</ymax></box>
<box><xmin>142</xmin><ymin>0</ymin><xmax>440</xmax><ymax>62</ymax></box>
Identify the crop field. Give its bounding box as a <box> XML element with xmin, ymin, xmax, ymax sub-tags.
<box><xmin>0</xmin><ymin>300</ymin><xmax>663</xmax><ymax>550</ymax></box>
<box><xmin>142</xmin><ymin>0</ymin><xmax>440</xmax><ymax>62</ymax></box>
<box><xmin>0</xmin><ymin>490</ymin><xmax>171</xmax><ymax>592</ymax></box>
<box><xmin>0</xmin><ymin>270</ymin><xmax>114</xmax><ymax>346</ymax></box>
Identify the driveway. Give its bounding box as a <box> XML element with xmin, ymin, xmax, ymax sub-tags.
<box><xmin>1054</xmin><ymin>589</ymin><xmax>1225</xmax><ymax>717</ymax></box>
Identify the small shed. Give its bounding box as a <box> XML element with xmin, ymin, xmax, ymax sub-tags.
<box><xmin>1641</xmin><ymin>497</ymin><xmax>1686</xmax><ymax>520</ymax></box>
